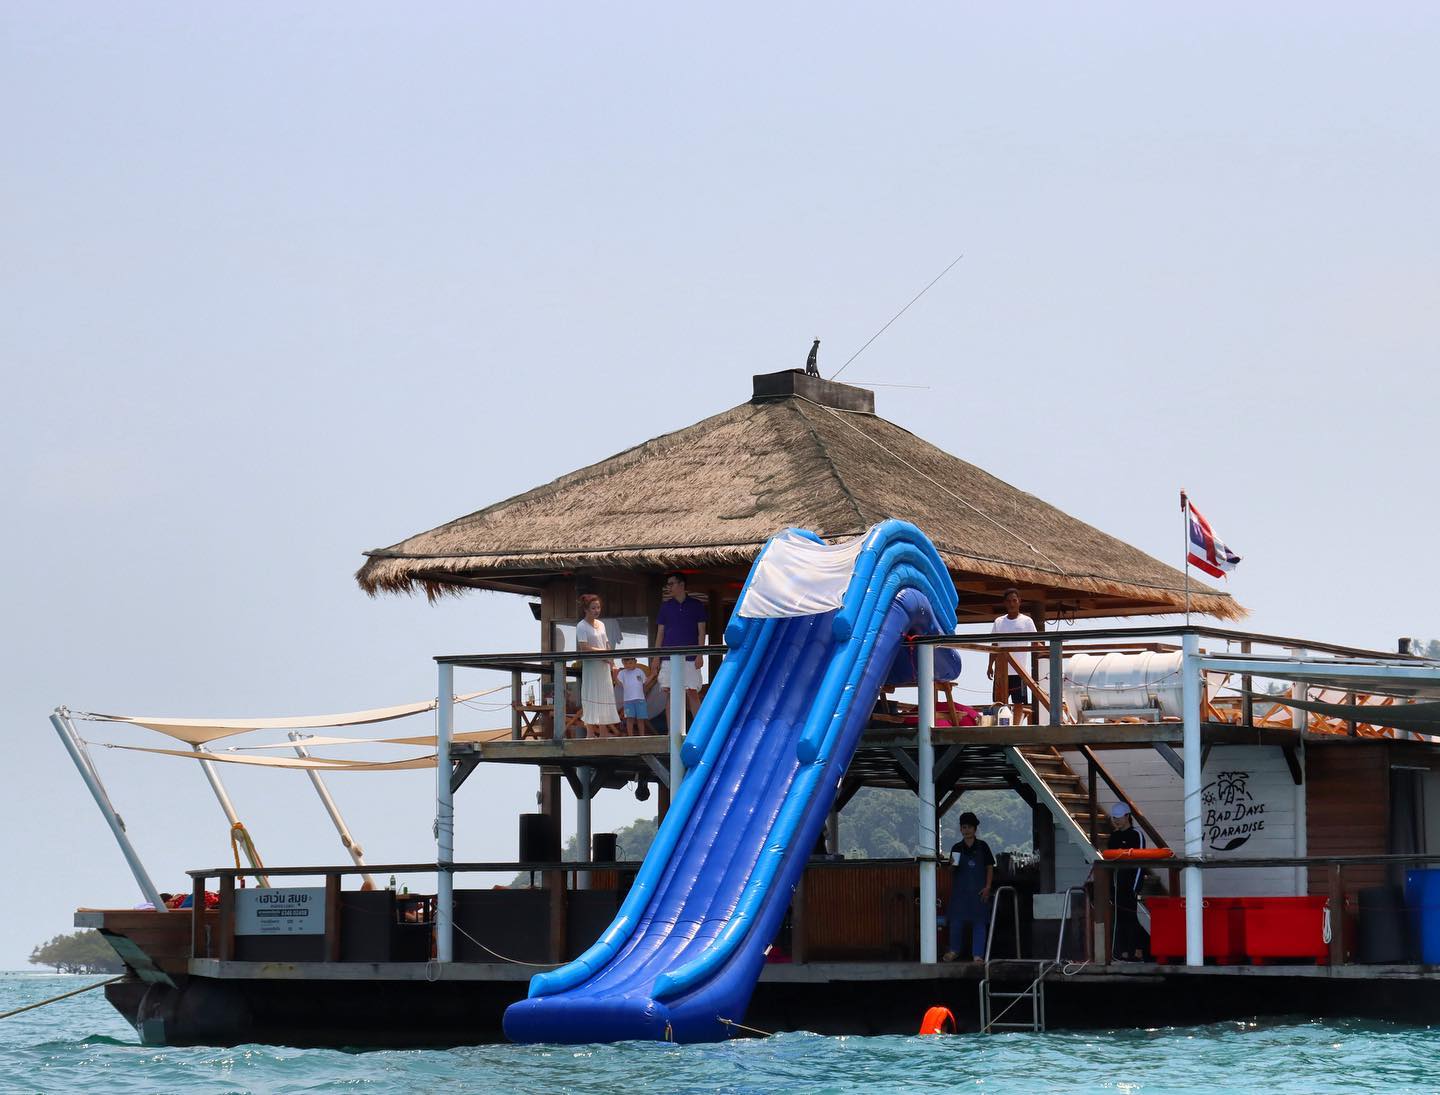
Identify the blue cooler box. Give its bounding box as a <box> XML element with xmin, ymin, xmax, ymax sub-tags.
<box><xmin>1404</xmin><ymin>869</ymin><xmax>1440</xmax><ymax>964</ymax></box>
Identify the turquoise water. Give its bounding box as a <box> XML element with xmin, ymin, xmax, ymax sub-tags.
<box><xmin>3</xmin><ymin>972</ymin><xmax>1438</xmax><ymax>1093</ymax></box>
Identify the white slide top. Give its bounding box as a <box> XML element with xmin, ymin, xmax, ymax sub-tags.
<box><xmin>736</xmin><ymin>529</ymin><xmax>869</xmax><ymax>619</ymax></box>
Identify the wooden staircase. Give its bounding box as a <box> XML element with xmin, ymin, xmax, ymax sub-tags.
<box><xmin>1010</xmin><ymin>745</ymin><xmax>1168</xmax><ymax>855</ymax></box>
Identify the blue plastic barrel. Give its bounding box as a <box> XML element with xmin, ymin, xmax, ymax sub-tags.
<box><xmin>1404</xmin><ymin>869</ymin><xmax>1440</xmax><ymax>964</ymax></box>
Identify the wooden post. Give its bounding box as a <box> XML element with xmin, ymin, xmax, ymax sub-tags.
<box><xmin>548</xmin><ymin>866</ymin><xmax>568</xmax><ymax>963</ymax></box>
<box><xmin>791</xmin><ymin>871</ymin><xmax>807</xmax><ymax>964</ymax></box>
<box><xmin>217</xmin><ymin>875</ymin><xmax>235</xmax><ymax>962</ymax></box>
<box><xmin>1241</xmin><ymin>640</ymin><xmax>1253</xmax><ymax>728</ymax></box>
<box><xmin>190</xmin><ymin>875</ymin><xmax>206</xmax><ymax>959</ymax></box>
<box><xmin>657</xmin><ymin>778</ymin><xmax>670</xmax><ymax>822</ymax></box>
<box><xmin>511</xmin><ymin>670</ymin><xmax>523</xmax><ymax>740</ymax></box>
<box><xmin>1094</xmin><ymin>864</ymin><xmax>1113</xmax><ymax>965</ymax></box>
<box><xmin>541</xmin><ymin>771</ymin><xmax>565</xmax><ymax>959</ymax></box>
<box><xmin>1087</xmin><ymin>757</ymin><xmax>1098</xmax><ymax>847</ymax></box>
<box><xmin>325</xmin><ymin>873</ymin><xmax>342</xmax><ymax>962</ymax></box>
<box><xmin>1049</xmin><ymin>638</ymin><xmax>1063</xmax><ymax>727</ymax></box>
<box><xmin>552</xmin><ymin>656</ymin><xmax>567</xmax><ymax>740</ymax></box>
<box><xmin>1329</xmin><ymin>864</ymin><xmax>1346</xmax><ymax>965</ymax></box>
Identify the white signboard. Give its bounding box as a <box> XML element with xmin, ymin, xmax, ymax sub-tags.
<box><xmin>235</xmin><ymin>888</ymin><xmax>326</xmax><ymax>936</ymax></box>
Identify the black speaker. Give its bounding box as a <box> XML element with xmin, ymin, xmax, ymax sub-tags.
<box><xmin>1357</xmin><ymin>885</ymin><xmax>1409</xmax><ymax>964</ymax></box>
<box><xmin>592</xmin><ymin>832</ymin><xmax>618</xmax><ymax>863</ymax></box>
<box><xmin>519</xmin><ymin>812</ymin><xmax>560</xmax><ymax>863</ymax></box>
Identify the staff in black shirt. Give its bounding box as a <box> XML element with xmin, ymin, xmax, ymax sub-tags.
<box><xmin>943</xmin><ymin>811</ymin><xmax>995</xmax><ymax>962</ymax></box>
<box><xmin>1106</xmin><ymin>801</ymin><xmax>1147</xmax><ymax>960</ymax></box>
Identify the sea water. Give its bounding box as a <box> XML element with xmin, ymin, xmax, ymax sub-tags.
<box><xmin>3</xmin><ymin>972</ymin><xmax>1437</xmax><ymax>1094</ymax></box>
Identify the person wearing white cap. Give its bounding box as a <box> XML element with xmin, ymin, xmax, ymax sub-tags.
<box><xmin>1105</xmin><ymin>801</ymin><xmax>1148</xmax><ymax>960</ymax></box>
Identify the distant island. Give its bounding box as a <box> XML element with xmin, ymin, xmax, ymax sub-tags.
<box><xmin>29</xmin><ymin>930</ymin><xmax>122</xmax><ymax>974</ymax></box>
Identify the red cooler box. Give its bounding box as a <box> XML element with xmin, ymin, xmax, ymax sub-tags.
<box><xmin>1147</xmin><ymin>896</ymin><xmax>1248</xmax><ymax>964</ymax></box>
<box><xmin>1243</xmin><ymin>895</ymin><xmax>1331</xmax><ymax>964</ymax></box>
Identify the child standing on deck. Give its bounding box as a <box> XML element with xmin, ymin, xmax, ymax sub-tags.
<box><xmin>616</xmin><ymin>656</ymin><xmax>655</xmax><ymax>736</ymax></box>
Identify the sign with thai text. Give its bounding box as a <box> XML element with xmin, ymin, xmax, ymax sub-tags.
<box><xmin>235</xmin><ymin>888</ymin><xmax>326</xmax><ymax>935</ymax></box>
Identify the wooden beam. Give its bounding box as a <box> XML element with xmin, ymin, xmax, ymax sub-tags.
<box><xmin>450</xmin><ymin>756</ymin><xmax>480</xmax><ymax>794</ymax></box>
<box><xmin>1282</xmin><ymin>745</ymin><xmax>1304</xmax><ymax>785</ymax></box>
<box><xmin>888</xmin><ymin>747</ymin><xmax>919</xmax><ymax>792</ymax></box>
<box><xmin>1154</xmin><ymin>743</ymin><xmax>1185</xmax><ymax>778</ymax></box>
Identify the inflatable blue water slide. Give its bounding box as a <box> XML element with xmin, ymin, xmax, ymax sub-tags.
<box><xmin>503</xmin><ymin>520</ymin><xmax>960</xmax><ymax>1044</ymax></box>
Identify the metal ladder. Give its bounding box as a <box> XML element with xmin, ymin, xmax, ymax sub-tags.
<box><xmin>978</xmin><ymin>886</ymin><xmax>1086</xmax><ymax>1034</ymax></box>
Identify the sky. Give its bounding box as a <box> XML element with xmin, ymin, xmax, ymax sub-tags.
<box><xmin>3</xmin><ymin>4</ymin><xmax>1438</xmax><ymax>969</ymax></box>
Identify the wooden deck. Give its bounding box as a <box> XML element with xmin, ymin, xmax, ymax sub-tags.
<box><xmin>180</xmin><ymin>956</ymin><xmax>1440</xmax><ymax>983</ymax></box>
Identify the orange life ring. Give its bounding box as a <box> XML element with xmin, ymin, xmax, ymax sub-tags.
<box><xmin>918</xmin><ymin>1005</ymin><xmax>956</xmax><ymax>1035</ymax></box>
<box><xmin>1101</xmin><ymin>848</ymin><xmax>1174</xmax><ymax>860</ymax></box>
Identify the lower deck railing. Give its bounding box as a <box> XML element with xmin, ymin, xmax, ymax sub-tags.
<box><xmin>171</xmin><ymin>853</ymin><xmax>1440</xmax><ymax>973</ymax></box>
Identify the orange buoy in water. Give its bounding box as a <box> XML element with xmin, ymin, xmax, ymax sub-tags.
<box><xmin>918</xmin><ymin>1006</ymin><xmax>956</xmax><ymax>1035</ymax></box>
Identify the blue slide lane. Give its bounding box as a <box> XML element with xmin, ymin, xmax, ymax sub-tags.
<box><xmin>503</xmin><ymin>521</ymin><xmax>959</xmax><ymax>1044</ymax></box>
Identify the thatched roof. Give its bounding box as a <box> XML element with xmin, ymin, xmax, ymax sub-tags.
<box><xmin>357</xmin><ymin>371</ymin><xmax>1242</xmax><ymax>620</ymax></box>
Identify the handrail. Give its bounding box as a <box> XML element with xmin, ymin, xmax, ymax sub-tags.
<box><xmin>983</xmin><ymin>884</ymin><xmax>1024</xmax><ymax>965</ymax></box>
<box><xmin>1077</xmin><ymin>745</ymin><xmax>1168</xmax><ymax>850</ymax></box>
<box><xmin>437</xmin><ymin>643</ymin><xmax>724</xmax><ymax>668</ymax></box>
<box><xmin>188</xmin><ymin>849</ymin><xmax>1440</xmax><ymax>883</ymax></box>
<box><xmin>1055</xmin><ymin>887</ymin><xmax>1086</xmax><ymax>965</ymax></box>
<box><xmin>432</xmin><ymin>625</ymin><xmax>1433</xmax><ymax>679</ymax></box>
<box><xmin>914</xmin><ymin>624</ymin><xmax>1426</xmax><ymax>663</ymax></box>
<box><xmin>1092</xmin><ymin>851</ymin><xmax>1440</xmax><ymax>870</ymax></box>
<box><xmin>185</xmin><ymin>855</ymin><xmax>933</xmax><ymax>881</ymax></box>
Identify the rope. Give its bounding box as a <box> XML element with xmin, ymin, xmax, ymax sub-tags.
<box><xmin>229</xmin><ymin>823</ymin><xmax>268</xmax><ymax>888</ymax></box>
<box><xmin>717</xmin><ymin>1015</ymin><xmax>772</xmax><ymax>1037</ymax></box>
<box><xmin>798</xmin><ymin>397</ymin><xmax>1066</xmax><ymax>573</ymax></box>
<box><xmin>830</xmin><ymin>252</ymin><xmax>964</xmax><ymax>380</ymax></box>
<box><xmin>0</xmin><ymin>976</ymin><xmax>124</xmax><ymax>1020</ymax></box>
<box><xmin>451</xmin><ymin>920</ymin><xmax>559</xmax><ymax>967</ymax></box>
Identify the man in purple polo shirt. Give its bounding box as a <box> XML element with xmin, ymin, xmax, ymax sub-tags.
<box><xmin>654</xmin><ymin>572</ymin><xmax>707</xmax><ymax>717</ymax></box>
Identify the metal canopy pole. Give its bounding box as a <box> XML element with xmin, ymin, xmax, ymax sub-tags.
<box><xmin>289</xmin><ymin>732</ymin><xmax>376</xmax><ymax>890</ymax></box>
<box><xmin>668</xmin><ymin>653</ymin><xmax>686</xmax><ymax>790</ymax></box>
<box><xmin>917</xmin><ymin>644</ymin><xmax>938</xmax><ymax>964</ymax></box>
<box><xmin>576</xmin><ymin>766</ymin><xmax>593</xmax><ymax>890</ymax></box>
<box><xmin>191</xmin><ymin>744</ymin><xmax>270</xmax><ymax>887</ymax></box>
<box><xmin>50</xmin><ymin>711</ymin><xmax>164</xmax><ymax>909</ymax></box>
<box><xmin>436</xmin><ymin>663</ymin><xmax>455</xmax><ymax>962</ymax></box>
<box><xmin>1181</xmin><ymin>632</ymin><xmax>1204</xmax><ymax>966</ymax></box>
<box><xmin>192</xmin><ymin>744</ymin><xmax>244</xmax><ymax>829</ymax></box>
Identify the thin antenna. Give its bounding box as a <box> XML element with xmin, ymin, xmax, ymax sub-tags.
<box><xmin>830</xmin><ymin>252</ymin><xmax>964</xmax><ymax>381</ymax></box>
<box><xmin>844</xmin><ymin>381</ymin><xmax>932</xmax><ymax>390</ymax></box>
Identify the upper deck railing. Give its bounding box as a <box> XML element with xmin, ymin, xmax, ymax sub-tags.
<box><xmin>435</xmin><ymin>624</ymin><xmax>1436</xmax><ymax>742</ymax></box>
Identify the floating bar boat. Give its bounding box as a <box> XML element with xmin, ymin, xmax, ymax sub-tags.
<box><xmin>64</xmin><ymin>372</ymin><xmax>1440</xmax><ymax>1046</ymax></box>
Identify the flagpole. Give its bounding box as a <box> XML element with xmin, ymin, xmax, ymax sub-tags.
<box><xmin>1181</xmin><ymin>489</ymin><xmax>1191</xmax><ymax>626</ymax></box>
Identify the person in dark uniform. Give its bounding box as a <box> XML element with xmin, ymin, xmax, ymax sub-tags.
<box><xmin>943</xmin><ymin>811</ymin><xmax>995</xmax><ymax>962</ymax></box>
<box><xmin>1106</xmin><ymin>801</ymin><xmax>1148</xmax><ymax>960</ymax></box>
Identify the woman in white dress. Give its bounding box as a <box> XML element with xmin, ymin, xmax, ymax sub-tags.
<box><xmin>576</xmin><ymin>594</ymin><xmax>620</xmax><ymax>737</ymax></box>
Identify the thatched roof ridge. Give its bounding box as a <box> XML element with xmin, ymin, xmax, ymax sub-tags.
<box><xmin>356</xmin><ymin>380</ymin><xmax>1242</xmax><ymax>620</ymax></box>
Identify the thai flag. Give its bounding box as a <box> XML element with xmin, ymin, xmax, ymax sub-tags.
<box><xmin>1182</xmin><ymin>492</ymin><xmax>1241</xmax><ymax>579</ymax></box>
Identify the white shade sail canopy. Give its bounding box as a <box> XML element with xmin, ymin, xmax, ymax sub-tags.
<box><xmin>76</xmin><ymin>693</ymin><xmax>487</xmax><ymax>745</ymax></box>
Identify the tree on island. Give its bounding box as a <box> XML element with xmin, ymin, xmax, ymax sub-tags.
<box><xmin>28</xmin><ymin>930</ymin><xmax>123</xmax><ymax>974</ymax></box>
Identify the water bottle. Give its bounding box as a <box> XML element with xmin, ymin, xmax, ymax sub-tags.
<box><xmin>388</xmin><ymin>874</ymin><xmax>397</xmax><ymax>891</ymax></box>
<box><xmin>998</xmin><ymin>705</ymin><xmax>1012</xmax><ymax>726</ymax></box>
